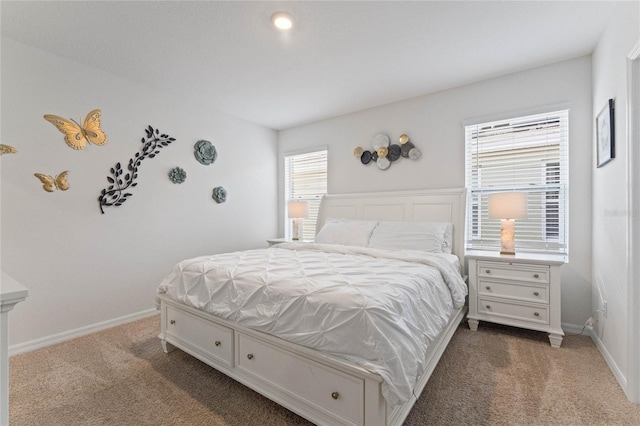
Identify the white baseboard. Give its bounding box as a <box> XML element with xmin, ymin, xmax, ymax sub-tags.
<box><xmin>562</xmin><ymin>321</ymin><xmax>592</xmax><ymax>336</ymax></box>
<box><xmin>9</xmin><ymin>308</ymin><xmax>159</xmax><ymax>357</ymax></box>
<box><xmin>590</xmin><ymin>330</ymin><xmax>628</xmax><ymax>396</ymax></box>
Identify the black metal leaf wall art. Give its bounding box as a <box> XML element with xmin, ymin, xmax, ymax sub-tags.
<box><xmin>98</xmin><ymin>125</ymin><xmax>176</xmax><ymax>214</ymax></box>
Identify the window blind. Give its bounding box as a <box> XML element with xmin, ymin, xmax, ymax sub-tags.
<box><xmin>465</xmin><ymin>110</ymin><xmax>569</xmax><ymax>255</ymax></box>
<box><xmin>284</xmin><ymin>149</ymin><xmax>328</xmax><ymax>240</ymax></box>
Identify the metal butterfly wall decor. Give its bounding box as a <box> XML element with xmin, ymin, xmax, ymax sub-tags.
<box><xmin>34</xmin><ymin>171</ymin><xmax>70</xmax><ymax>192</ymax></box>
<box><xmin>44</xmin><ymin>109</ymin><xmax>107</xmax><ymax>150</ymax></box>
<box><xmin>0</xmin><ymin>144</ymin><xmax>17</xmax><ymax>155</ymax></box>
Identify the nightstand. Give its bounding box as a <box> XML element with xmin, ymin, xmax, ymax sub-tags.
<box><xmin>466</xmin><ymin>250</ymin><xmax>565</xmax><ymax>347</ymax></box>
<box><xmin>267</xmin><ymin>238</ymin><xmax>290</xmax><ymax>246</ymax></box>
<box><xmin>267</xmin><ymin>238</ymin><xmax>313</xmax><ymax>246</ymax></box>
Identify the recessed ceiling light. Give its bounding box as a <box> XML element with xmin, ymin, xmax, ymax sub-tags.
<box><xmin>271</xmin><ymin>12</ymin><xmax>293</xmax><ymax>31</ymax></box>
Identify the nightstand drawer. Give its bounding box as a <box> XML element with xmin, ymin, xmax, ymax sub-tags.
<box><xmin>477</xmin><ymin>261</ymin><xmax>549</xmax><ymax>284</ymax></box>
<box><xmin>478</xmin><ymin>297</ymin><xmax>549</xmax><ymax>325</ymax></box>
<box><xmin>478</xmin><ymin>279</ymin><xmax>549</xmax><ymax>304</ymax></box>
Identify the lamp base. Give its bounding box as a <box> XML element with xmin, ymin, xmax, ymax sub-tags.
<box><xmin>292</xmin><ymin>218</ymin><xmax>303</xmax><ymax>241</ymax></box>
<box><xmin>500</xmin><ymin>219</ymin><xmax>516</xmax><ymax>255</ymax></box>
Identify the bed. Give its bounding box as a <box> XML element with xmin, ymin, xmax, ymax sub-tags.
<box><xmin>156</xmin><ymin>188</ymin><xmax>467</xmax><ymax>426</ymax></box>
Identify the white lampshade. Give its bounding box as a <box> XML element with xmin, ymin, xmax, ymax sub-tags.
<box><xmin>287</xmin><ymin>200</ymin><xmax>309</xmax><ymax>219</ymax></box>
<box><xmin>488</xmin><ymin>192</ymin><xmax>528</xmax><ymax>220</ymax></box>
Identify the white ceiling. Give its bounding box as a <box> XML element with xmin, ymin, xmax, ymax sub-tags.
<box><xmin>1</xmin><ymin>1</ymin><xmax>616</xmax><ymax>130</ymax></box>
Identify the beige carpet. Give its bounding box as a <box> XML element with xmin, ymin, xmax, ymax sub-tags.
<box><xmin>10</xmin><ymin>315</ymin><xmax>640</xmax><ymax>425</ymax></box>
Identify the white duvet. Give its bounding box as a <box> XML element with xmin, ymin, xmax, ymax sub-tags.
<box><xmin>156</xmin><ymin>242</ymin><xmax>467</xmax><ymax>406</ymax></box>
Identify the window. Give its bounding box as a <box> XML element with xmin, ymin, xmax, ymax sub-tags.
<box><xmin>465</xmin><ymin>110</ymin><xmax>569</xmax><ymax>255</ymax></box>
<box><xmin>284</xmin><ymin>149</ymin><xmax>328</xmax><ymax>240</ymax></box>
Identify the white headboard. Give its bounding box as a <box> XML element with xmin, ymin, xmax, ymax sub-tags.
<box><xmin>316</xmin><ymin>188</ymin><xmax>467</xmax><ymax>262</ymax></box>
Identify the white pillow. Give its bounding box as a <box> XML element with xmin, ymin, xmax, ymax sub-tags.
<box><xmin>442</xmin><ymin>223</ymin><xmax>453</xmax><ymax>253</ymax></box>
<box><xmin>367</xmin><ymin>221</ymin><xmax>453</xmax><ymax>253</ymax></box>
<box><xmin>315</xmin><ymin>218</ymin><xmax>378</xmax><ymax>247</ymax></box>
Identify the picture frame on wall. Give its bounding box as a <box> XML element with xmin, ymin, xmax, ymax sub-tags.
<box><xmin>596</xmin><ymin>98</ymin><xmax>615</xmax><ymax>168</ymax></box>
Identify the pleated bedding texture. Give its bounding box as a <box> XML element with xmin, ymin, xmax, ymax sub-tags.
<box><xmin>157</xmin><ymin>242</ymin><xmax>467</xmax><ymax>406</ymax></box>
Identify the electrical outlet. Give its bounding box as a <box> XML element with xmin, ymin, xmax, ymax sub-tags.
<box><xmin>603</xmin><ymin>300</ymin><xmax>608</xmax><ymax>318</ymax></box>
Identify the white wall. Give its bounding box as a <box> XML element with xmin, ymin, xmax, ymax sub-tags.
<box><xmin>591</xmin><ymin>1</ymin><xmax>640</xmax><ymax>399</ymax></box>
<box><xmin>279</xmin><ymin>57</ymin><xmax>593</xmax><ymax>328</ymax></box>
<box><xmin>1</xmin><ymin>38</ymin><xmax>278</xmax><ymax>347</ymax></box>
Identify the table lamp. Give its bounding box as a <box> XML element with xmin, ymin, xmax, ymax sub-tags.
<box><xmin>488</xmin><ymin>192</ymin><xmax>528</xmax><ymax>255</ymax></box>
<box><xmin>287</xmin><ymin>200</ymin><xmax>309</xmax><ymax>240</ymax></box>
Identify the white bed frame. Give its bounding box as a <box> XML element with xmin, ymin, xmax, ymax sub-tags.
<box><xmin>157</xmin><ymin>188</ymin><xmax>467</xmax><ymax>426</ymax></box>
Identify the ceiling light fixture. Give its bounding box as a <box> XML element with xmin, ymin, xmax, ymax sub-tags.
<box><xmin>271</xmin><ymin>12</ymin><xmax>293</xmax><ymax>31</ymax></box>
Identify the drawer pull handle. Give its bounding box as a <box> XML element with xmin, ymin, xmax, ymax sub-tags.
<box><xmin>215</xmin><ymin>341</ymin><xmax>221</xmax><ymax>347</ymax></box>
<box><xmin>485</xmin><ymin>286</ymin><xmax>491</xmax><ymax>290</ymax></box>
<box><xmin>485</xmin><ymin>269</ymin><xmax>491</xmax><ymax>274</ymax></box>
<box><xmin>331</xmin><ymin>392</ymin><xmax>340</xmax><ymax>400</ymax></box>
<box><xmin>533</xmin><ymin>291</ymin><xmax>540</xmax><ymax>296</ymax></box>
<box><xmin>534</xmin><ymin>312</ymin><xmax>540</xmax><ymax>317</ymax></box>
<box><xmin>486</xmin><ymin>305</ymin><xmax>491</xmax><ymax>309</ymax></box>
<box><xmin>170</xmin><ymin>320</ymin><xmax>176</xmax><ymax>325</ymax></box>
<box><xmin>533</xmin><ymin>273</ymin><xmax>540</xmax><ymax>278</ymax></box>
<box><xmin>247</xmin><ymin>353</ymin><xmax>254</xmax><ymax>360</ymax></box>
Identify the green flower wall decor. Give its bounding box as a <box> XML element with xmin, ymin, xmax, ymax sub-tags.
<box><xmin>194</xmin><ymin>140</ymin><xmax>217</xmax><ymax>165</ymax></box>
<box><xmin>212</xmin><ymin>186</ymin><xmax>227</xmax><ymax>204</ymax></box>
<box><xmin>169</xmin><ymin>167</ymin><xmax>186</xmax><ymax>184</ymax></box>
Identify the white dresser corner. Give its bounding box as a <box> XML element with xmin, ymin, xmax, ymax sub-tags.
<box><xmin>1</xmin><ymin>272</ymin><xmax>29</xmax><ymax>425</ymax></box>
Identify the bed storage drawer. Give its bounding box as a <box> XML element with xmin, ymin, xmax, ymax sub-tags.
<box><xmin>237</xmin><ymin>333</ymin><xmax>364</xmax><ymax>426</ymax></box>
<box><xmin>165</xmin><ymin>306</ymin><xmax>234</xmax><ymax>367</ymax></box>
